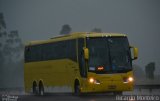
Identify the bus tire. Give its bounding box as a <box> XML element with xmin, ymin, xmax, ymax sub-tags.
<box><xmin>32</xmin><ymin>81</ymin><xmax>38</xmax><ymax>95</ymax></box>
<box><xmin>74</xmin><ymin>80</ymin><xmax>81</xmax><ymax>96</ymax></box>
<box><xmin>39</xmin><ymin>81</ymin><xmax>44</xmax><ymax>96</ymax></box>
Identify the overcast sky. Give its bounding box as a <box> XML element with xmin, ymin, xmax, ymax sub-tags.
<box><xmin>0</xmin><ymin>0</ymin><xmax>160</xmax><ymax>73</ymax></box>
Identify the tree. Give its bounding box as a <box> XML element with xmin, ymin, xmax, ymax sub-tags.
<box><xmin>0</xmin><ymin>13</ymin><xmax>6</xmax><ymax>29</ymax></box>
<box><xmin>59</xmin><ymin>24</ymin><xmax>72</xmax><ymax>35</ymax></box>
<box><xmin>0</xmin><ymin>13</ymin><xmax>6</xmax><ymax>67</ymax></box>
<box><xmin>91</xmin><ymin>28</ymin><xmax>102</xmax><ymax>33</ymax></box>
<box><xmin>0</xmin><ymin>13</ymin><xmax>24</xmax><ymax>88</ymax></box>
<box><xmin>145</xmin><ymin>62</ymin><xmax>155</xmax><ymax>79</ymax></box>
<box><xmin>3</xmin><ymin>30</ymin><xmax>23</xmax><ymax>63</ymax></box>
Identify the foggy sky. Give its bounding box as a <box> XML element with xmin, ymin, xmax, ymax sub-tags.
<box><xmin>0</xmin><ymin>0</ymin><xmax>160</xmax><ymax>74</ymax></box>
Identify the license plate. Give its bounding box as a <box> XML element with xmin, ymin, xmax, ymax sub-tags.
<box><xmin>108</xmin><ymin>85</ymin><xmax>116</xmax><ymax>89</ymax></box>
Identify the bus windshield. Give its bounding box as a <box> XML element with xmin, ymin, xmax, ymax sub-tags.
<box><xmin>87</xmin><ymin>37</ymin><xmax>132</xmax><ymax>73</ymax></box>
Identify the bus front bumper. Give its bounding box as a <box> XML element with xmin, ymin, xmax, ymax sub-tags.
<box><xmin>80</xmin><ymin>80</ymin><xmax>134</xmax><ymax>93</ymax></box>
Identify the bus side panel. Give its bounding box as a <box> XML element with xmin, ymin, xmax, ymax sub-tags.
<box><xmin>24</xmin><ymin>59</ymin><xmax>79</xmax><ymax>93</ymax></box>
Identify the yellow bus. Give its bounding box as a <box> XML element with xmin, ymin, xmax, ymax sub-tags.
<box><xmin>24</xmin><ymin>32</ymin><xmax>138</xmax><ymax>95</ymax></box>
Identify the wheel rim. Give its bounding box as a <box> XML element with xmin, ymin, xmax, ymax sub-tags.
<box><xmin>33</xmin><ymin>84</ymin><xmax>37</xmax><ymax>94</ymax></box>
<box><xmin>40</xmin><ymin>90</ymin><xmax>44</xmax><ymax>95</ymax></box>
<box><xmin>75</xmin><ymin>85</ymin><xmax>80</xmax><ymax>94</ymax></box>
<box><xmin>39</xmin><ymin>86</ymin><xmax>44</xmax><ymax>95</ymax></box>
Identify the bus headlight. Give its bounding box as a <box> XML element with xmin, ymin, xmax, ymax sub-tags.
<box><xmin>89</xmin><ymin>78</ymin><xmax>100</xmax><ymax>84</ymax></box>
<box><xmin>89</xmin><ymin>78</ymin><xmax>94</xmax><ymax>83</ymax></box>
<box><xmin>128</xmin><ymin>77</ymin><xmax>134</xmax><ymax>82</ymax></box>
<box><xmin>123</xmin><ymin>77</ymin><xmax>134</xmax><ymax>83</ymax></box>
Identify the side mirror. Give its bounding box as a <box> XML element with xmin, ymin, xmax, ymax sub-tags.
<box><xmin>130</xmin><ymin>46</ymin><xmax>138</xmax><ymax>60</ymax></box>
<box><xmin>83</xmin><ymin>47</ymin><xmax>89</xmax><ymax>60</ymax></box>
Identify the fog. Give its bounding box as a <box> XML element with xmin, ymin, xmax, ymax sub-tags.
<box><xmin>0</xmin><ymin>13</ymin><xmax>24</xmax><ymax>89</ymax></box>
<box><xmin>0</xmin><ymin>0</ymin><xmax>160</xmax><ymax>90</ymax></box>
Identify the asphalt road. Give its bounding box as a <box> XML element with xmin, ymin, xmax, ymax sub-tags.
<box><xmin>1</xmin><ymin>88</ymin><xmax>160</xmax><ymax>101</ymax></box>
<box><xmin>1</xmin><ymin>93</ymin><xmax>160</xmax><ymax>101</ymax></box>
<box><xmin>1</xmin><ymin>93</ymin><xmax>118</xmax><ymax>101</ymax></box>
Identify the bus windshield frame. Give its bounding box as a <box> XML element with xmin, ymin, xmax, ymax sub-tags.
<box><xmin>86</xmin><ymin>36</ymin><xmax>132</xmax><ymax>74</ymax></box>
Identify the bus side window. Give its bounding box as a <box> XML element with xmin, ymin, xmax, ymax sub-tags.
<box><xmin>25</xmin><ymin>46</ymin><xmax>30</xmax><ymax>62</ymax></box>
<box><xmin>78</xmin><ymin>38</ymin><xmax>87</xmax><ymax>77</ymax></box>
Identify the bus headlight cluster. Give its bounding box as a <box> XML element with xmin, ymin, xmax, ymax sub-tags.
<box><xmin>89</xmin><ymin>78</ymin><xmax>100</xmax><ymax>84</ymax></box>
<box><xmin>123</xmin><ymin>77</ymin><xmax>134</xmax><ymax>83</ymax></box>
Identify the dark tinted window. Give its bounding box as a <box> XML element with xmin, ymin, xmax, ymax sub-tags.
<box><xmin>78</xmin><ymin>38</ymin><xmax>87</xmax><ymax>77</ymax></box>
<box><xmin>25</xmin><ymin>39</ymin><xmax>77</xmax><ymax>62</ymax></box>
<box><xmin>86</xmin><ymin>37</ymin><xmax>132</xmax><ymax>74</ymax></box>
<box><xmin>87</xmin><ymin>37</ymin><xmax>110</xmax><ymax>73</ymax></box>
<box><xmin>108</xmin><ymin>37</ymin><xmax>131</xmax><ymax>72</ymax></box>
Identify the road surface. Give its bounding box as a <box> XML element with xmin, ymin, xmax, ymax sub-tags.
<box><xmin>1</xmin><ymin>93</ymin><xmax>160</xmax><ymax>101</ymax></box>
<box><xmin>1</xmin><ymin>88</ymin><xmax>160</xmax><ymax>101</ymax></box>
<box><xmin>1</xmin><ymin>93</ymin><xmax>118</xmax><ymax>101</ymax></box>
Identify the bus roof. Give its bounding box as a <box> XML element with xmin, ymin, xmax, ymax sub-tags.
<box><xmin>25</xmin><ymin>32</ymin><xmax>127</xmax><ymax>46</ymax></box>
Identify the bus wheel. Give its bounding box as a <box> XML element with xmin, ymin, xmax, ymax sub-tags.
<box><xmin>39</xmin><ymin>81</ymin><xmax>44</xmax><ymax>96</ymax></box>
<box><xmin>74</xmin><ymin>80</ymin><xmax>81</xmax><ymax>96</ymax></box>
<box><xmin>32</xmin><ymin>81</ymin><xmax>38</xmax><ymax>95</ymax></box>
